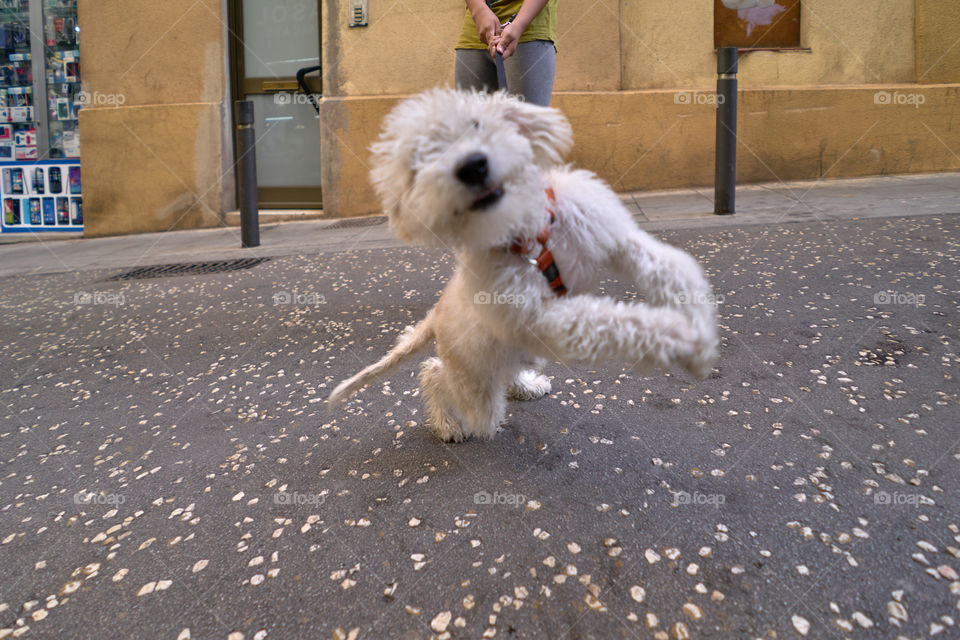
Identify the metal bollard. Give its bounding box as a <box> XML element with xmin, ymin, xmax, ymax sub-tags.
<box><xmin>235</xmin><ymin>100</ymin><xmax>260</xmax><ymax>247</ymax></box>
<box><xmin>714</xmin><ymin>46</ymin><xmax>738</xmax><ymax>215</ymax></box>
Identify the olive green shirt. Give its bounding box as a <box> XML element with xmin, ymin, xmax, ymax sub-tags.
<box><xmin>456</xmin><ymin>0</ymin><xmax>558</xmax><ymax>49</ymax></box>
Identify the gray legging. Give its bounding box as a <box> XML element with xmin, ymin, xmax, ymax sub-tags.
<box><xmin>454</xmin><ymin>40</ymin><xmax>556</xmax><ymax>106</ymax></box>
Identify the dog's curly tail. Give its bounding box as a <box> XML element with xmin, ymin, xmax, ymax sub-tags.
<box><xmin>327</xmin><ymin>306</ymin><xmax>437</xmax><ymax>408</ymax></box>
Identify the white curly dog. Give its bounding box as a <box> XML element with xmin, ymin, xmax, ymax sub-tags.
<box><xmin>329</xmin><ymin>88</ymin><xmax>718</xmax><ymax>442</ymax></box>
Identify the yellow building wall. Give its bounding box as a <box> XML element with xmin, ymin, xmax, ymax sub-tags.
<box><xmin>321</xmin><ymin>83</ymin><xmax>960</xmax><ymax>219</ymax></box>
<box><xmin>324</xmin><ymin>0</ymin><xmax>919</xmax><ymax>96</ymax></box>
<box><xmin>622</xmin><ymin>0</ymin><xmax>917</xmax><ymax>90</ymax></box>
<box><xmin>78</xmin><ymin>0</ymin><xmax>228</xmax><ymax>237</ymax></box>
<box><xmin>916</xmin><ymin>0</ymin><xmax>960</xmax><ymax>83</ymax></box>
<box><xmin>320</xmin><ymin>0</ymin><xmax>960</xmax><ymax>218</ymax></box>
<box><xmin>75</xmin><ymin>1</ymin><xmax>960</xmax><ymax>230</ymax></box>
<box><xmin>322</xmin><ymin>0</ymin><xmax>622</xmax><ymax>96</ymax></box>
<box><xmin>559</xmin><ymin>85</ymin><xmax>960</xmax><ymax>191</ymax></box>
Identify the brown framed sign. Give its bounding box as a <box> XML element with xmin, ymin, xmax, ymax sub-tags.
<box><xmin>714</xmin><ymin>0</ymin><xmax>801</xmax><ymax>49</ymax></box>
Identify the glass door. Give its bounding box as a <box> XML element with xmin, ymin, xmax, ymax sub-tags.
<box><xmin>229</xmin><ymin>0</ymin><xmax>322</xmax><ymax>208</ymax></box>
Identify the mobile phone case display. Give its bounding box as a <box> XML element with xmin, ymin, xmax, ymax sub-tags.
<box><xmin>0</xmin><ymin>0</ymin><xmax>36</xmax><ymax>161</ymax></box>
<box><xmin>1</xmin><ymin>159</ymin><xmax>81</xmax><ymax>232</ymax></box>
<box><xmin>0</xmin><ymin>0</ymin><xmax>80</xmax><ymax>164</ymax></box>
<box><xmin>45</xmin><ymin>0</ymin><xmax>80</xmax><ymax>158</ymax></box>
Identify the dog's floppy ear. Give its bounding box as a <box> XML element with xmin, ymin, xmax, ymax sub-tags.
<box><xmin>500</xmin><ymin>99</ymin><xmax>573</xmax><ymax>167</ymax></box>
<box><xmin>369</xmin><ymin>135</ymin><xmax>417</xmax><ymax>244</ymax></box>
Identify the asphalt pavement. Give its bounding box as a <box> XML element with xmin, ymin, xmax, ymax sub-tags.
<box><xmin>1</xmin><ymin>173</ymin><xmax>959</xmax><ymax>639</ymax></box>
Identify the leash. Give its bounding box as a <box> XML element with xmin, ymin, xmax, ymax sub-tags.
<box><xmin>507</xmin><ymin>187</ymin><xmax>567</xmax><ymax>297</ymax></box>
<box><xmin>494</xmin><ymin>48</ymin><xmax>507</xmax><ymax>91</ymax></box>
<box><xmin>485</xmin><ymin>1</ymin><xmax>516</xmax><ymax>91</ymax></box>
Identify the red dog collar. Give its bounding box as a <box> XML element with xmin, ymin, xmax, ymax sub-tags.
<box><xmin>507</xmin><ymin>187</ymin><xmax>567</xmax><ymax>297</ymax></box>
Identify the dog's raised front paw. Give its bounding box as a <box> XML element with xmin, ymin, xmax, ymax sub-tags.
<box><xmin>680</xmin><ymin>334</ymin><xmax>719</xmax><ymax>380</ymax></box>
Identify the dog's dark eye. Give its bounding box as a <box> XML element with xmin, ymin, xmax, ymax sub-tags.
<box><xmin>469</xmin><ymin>119</ymin><xmax>480</xmax><ymax>130</ymax></box>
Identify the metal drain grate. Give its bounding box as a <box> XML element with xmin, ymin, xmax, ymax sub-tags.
<box><xmin>324</xmin><ymin>216</ymin><xmax>386</xmax><ymax>231</ymax></box>
<box><xmin>107</xmin><ymin>257</ymin><xmax>270</xmax><ymax>281</ymax></box>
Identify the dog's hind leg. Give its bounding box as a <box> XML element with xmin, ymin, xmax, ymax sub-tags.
<box><xmin>458</xmin><ymin>377</ymin><xmax>508</xmax><ymax>439</ymax></box>
<box><xmin>422</xmin><ymin>326</ymin><xmax>517</xmax><ymax>440</ymax></box>
<box><xmin>508</xmin><ymin>368</ymin><xmax>552</xmax><ymax>401</ymax></box>
<box><xmin>419</xmin><ymin>357</ymin><xmax>466</xmax><ymax>442</ymax></box>
<box><xmin>419</xmin><ymin>356</ymin><xmax>508</xmax><ymax>441</ymax></box>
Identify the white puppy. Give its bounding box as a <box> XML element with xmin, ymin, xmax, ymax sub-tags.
<box><xmin>329</xmin><ymin>88</ymin><xmax>718</xmax><ymax>442</ymax></box>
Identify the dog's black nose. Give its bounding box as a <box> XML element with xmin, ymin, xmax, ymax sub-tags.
<box><xmin>455</xmin><ymin>153</ymin><xmax>489</xmax><ymax>187</ymax></box>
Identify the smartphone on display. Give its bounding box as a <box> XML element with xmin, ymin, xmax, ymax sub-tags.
<box><xmin>4</xmin><ymin>198</ymin><xmax>20</xmax><ymax>225</ymax></box>
<box><xmin>42</xmin><ymin>197</ymin><xmax>55</xmax><ymax>225</ymax></box>
<box><xmin>33</xmin><ymin>167</ymin><xmax>44</xmax><ymax>194</ymax></box>
<box><xmin>2</xmin><ymin>169</ymin><xmax>10</xmax><ymax>193</ymax></box>
<box><xmin>49</xmin><ymin>167</ymin><xmax>61</xmax><ymax>193</ymax></box>
<box><xmin>28</xmin><ymin>198</ymin><xmax>40</xmax><ymax>225</ymax></box>
<box><xmin>11</xmin><ymin>168</ymin><xmax>23</xmax><ymax>194</ymax></box>
<box><xmin>56</xmin><ymin>197</ymin><xmax>69</xmax><ymax>224</ymax></box>
<box><xmin>69</xmin><ymin>166</ymin><xmax>81</xmax><ymax>194</ymax></box>
<box><xmin>70</xmin><ymin>198</ymin><xmax>82</xmax><ymax>225</ymax></box>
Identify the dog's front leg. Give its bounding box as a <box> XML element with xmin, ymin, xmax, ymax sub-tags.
<box><xmin>612</xmin><ymin>233</ymin><xmax>714</xmax><ymax>318</ymax></box>
<box><xmin>609</xmin><ymin>231</ymin><xmax>719</xmax><ymax>376</ymax></box>
<box><xmin>519</xmin><ymin>296</ymin><xmax>706</xmax><ymax>376</ymax></box>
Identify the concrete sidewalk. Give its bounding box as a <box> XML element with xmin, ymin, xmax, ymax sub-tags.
<box><xmin>2</xmin><ymin>196</ymin><xmax>959</xmax><ymax>639</ymax></box>
<box><xmin>0</xmin><ymin>171</ymin><xmax>957</xmax><ymax>278</ymax></box>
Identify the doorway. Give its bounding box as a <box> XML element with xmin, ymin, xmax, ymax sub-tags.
<box><xmin>228</xmin><ymin>0</ymin><xmax>322</xmax><ymax>208</ymax></box>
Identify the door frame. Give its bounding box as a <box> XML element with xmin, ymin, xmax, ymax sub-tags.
<box><xmin>227</xmin><ymin>0</ymin><xmax>323</xmax><ymax>208</ymax></box>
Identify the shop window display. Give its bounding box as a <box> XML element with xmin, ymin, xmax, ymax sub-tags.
<box><xmin>0</xmin><ymin>0</ymin><xmax>81</xmax><ymax>233</ymax></box>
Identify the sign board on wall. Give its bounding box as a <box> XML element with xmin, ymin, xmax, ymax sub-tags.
<box><xmin>0</xmin><ymin>160</ymin><xmax>81</xmax><ymax>233</ymax></box>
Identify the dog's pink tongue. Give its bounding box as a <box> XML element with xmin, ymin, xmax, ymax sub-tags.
<box><xmin>472</xmin><ymin>185</ymin><xmax>504</xmax><ymax>210</ymax></box>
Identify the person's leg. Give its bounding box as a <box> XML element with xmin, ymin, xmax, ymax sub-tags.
<box><xmin>455</xmin><ymin>48</ymin><xmax>499</xmax><ymax>93</ymax></box>
<box><xmin>503</xmin><ymin>40</ymin><xmax>556</xmax><ymax>106</ymax></box>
